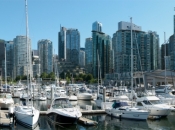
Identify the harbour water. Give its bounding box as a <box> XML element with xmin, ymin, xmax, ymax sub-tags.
<box><xmin>1</xmin><ymin>98</ymin><xmax>175</xmax><ymax>130</ymax></box>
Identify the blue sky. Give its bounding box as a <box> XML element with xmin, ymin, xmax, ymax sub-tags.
<box><xmin>0</xmin><ymin>0</ymin><xmax>175</xmax><ymax>54</ymax></box>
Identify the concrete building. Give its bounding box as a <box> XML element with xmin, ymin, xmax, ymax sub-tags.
<box><xmin>85</xmin><ymin>38</ymin><xmax>93</xmax><ymax>74</ymax></box>
<box><xmin>79</xmin><ymin>48</ymin><xmax>85</xmax><ymax>67</ymax></box>
<box><xmin>38</xmin><ymin>39</ymin><xmax>53</xmax><ymax>74</ymax></box>
<box><xmin>13</xmin><ymin>36</ymin><xmax>32</xmax><ymax>78</ymax></box>
<box><xmin>58</xmin><ymin>26</ymin><xmax>80</xmax><ymax>65</ymax></box>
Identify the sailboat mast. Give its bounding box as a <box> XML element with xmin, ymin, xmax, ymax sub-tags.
<box><xmin>130</xmin><ymin>17</ymin><xmax>133</xmax><ymax>93</ymax></box>
<box><xmin>164</xmin><ymin>32</ymin><xmax>167</xmax><ymax>85</ymax></box>
<box><xmin>25</xmin><ymin>0</ymin><xmax>30</xmax><ymax>104</ymax></box>
<box><xmin>4</xmin><ymin>43</ymin><xmax>7</xmax><ymax>91</ymax></box>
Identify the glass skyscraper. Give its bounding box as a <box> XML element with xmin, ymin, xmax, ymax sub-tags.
<box><xmin>85</xmin><ymin>38</ymin><xmax>93</xmax><ymax>74</ymax></box>
<box><xmin>92</xmin><ymin>21</ymin><xmax>112</xmax><ymax>78</ymax></box>
<box><xmin>58</xmin><ymin>26</ymin><xmax>80</xmax><ymax>65</ymax></box>
<box><xmin>38</xmin><ymin>39</ymin><xmax>53</xmax><ymax>74</ymax></box>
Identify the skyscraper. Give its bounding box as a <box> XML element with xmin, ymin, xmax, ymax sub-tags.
<box><xmin>13</xmin><ymin>36</ymin><xmax>32</xmax><ymax>78</ymax></box>
<box><xmin>58</xmin><ymin>26</ymin><xmax>80</xmax><ymax>65</ymax></box>
<box><xmin>113</xmin><ymin>21</ymin><xmax>159</xmax><ymax>74</ymax></box>
<box><xmin>85</xmin><ymin>38</ymin><xmax>93</xmax><ymax>74</ymax></box>
<box><xmin>92</xmin><ymin>21</ymin><xmax>112</xmax><ymax>78</ymax></box>
<box><xmin>38</xmin><ymin>39</ymin><xmax>53</xmax><ymax>74</ymax></box>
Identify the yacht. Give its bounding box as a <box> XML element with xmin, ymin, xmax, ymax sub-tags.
<box><xmin>0</xmin><ymin>92</ymin><xmax>14</xmax><ymax>109</ymax></box>
<box><xmin>46</xmin><ymin>97</ymin><xmax>82</xmax><ymax>124</ymax></box>
<box><xmin>105</xmin><ymin>101</ymin><xmax>149</xmax><ymax>120</ymax></box>
<box><xmin>135</xmin><ymin>96</ymin><xmax>174</xmax><ymax>117</ymax></box>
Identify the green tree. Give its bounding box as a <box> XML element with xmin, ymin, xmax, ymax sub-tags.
<box><xmin>40</xmin><ymin>72</ymin><xmax>48</xmax><ymax>79</ymax></box>
<box><xmin>48</xmin><ymin>72</ymin><xmax>55</xmax><ymax>81</ymax></box>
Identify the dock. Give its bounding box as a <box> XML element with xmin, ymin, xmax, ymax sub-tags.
<box><xmin>39</xmin><ymin>110</ymin><xmax>106</xmax><ymax>115</ymax></box>
<box><xmin>78</xmin><ymin>117</ymin><xmax>98</xmax><ymax>125</ymax></box>
<box><xmin>0</xmin><ymin>111</ymin><xmax>12</xmax><ymax>127</ymax></box>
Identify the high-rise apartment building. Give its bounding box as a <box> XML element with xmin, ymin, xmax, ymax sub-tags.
<box><xmin>92</xmin><ymin>22</ymin><xmax>112</xmax><ymax>78</ymax></box>
<box><xmin>38</xmin><ymin>39</ymin><xmax>53</xmax><ymax>74</ymax></box>
<box><xmin>79</xmin><ymin>48</ymin><xmax>85</xmax><ymax>67</ymax></box>
<box><xmin>85</xmin><ymin>38</ymin><xmax>93</xmax><ymax>74</ymax></box>
<box><xmin>13</xmin><ymin>36</ymin><xmax>32</xmax><ymax>78</ymax></box>
<box><xmin>58</xmin><ymin>26</ymin><xmax>80</xmax><ymax>65</ymax></box>
<box><xmin>113</xmin><ymin>21</ymin><xmax>159</xmax><ymax>74</ymax></box>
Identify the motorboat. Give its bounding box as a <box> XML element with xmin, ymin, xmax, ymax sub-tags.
<box><xmin>14</xmin><ymin>103</ymin><xmax>39</xmax><ymax>129</ymax></box>
<box><xmin>105</xmin><ymin>101</ymin><xmax>149</xmax><ymax>120</ymax></box>
<box><xmin>155</xmin><ymin>84</ymin><xmax>174</xmax><ymax>94</ymax></box>
<box><xmin>77</xmin><ymin>92</ymin><xmax>92</xmax><ymax>100</ymax></box>
<box><xmin>46</xmin><ymin>97</ymin><xmax>82</xmax><ymax>124</ymax></box>
<box><xmin>135</xmin><ymin>96</ymin><xmax>174</xmax><ymax>117</ymax></box>
<box><xmin>34</xmin><ymin>93</ymin><xmax>47</xmax><ymax>101</ymax></box>
<box><xmin>0</xmin><ymin>93</ymin><xmax>14</xmax><ymax>109</ymax></box>
<box><xmin>68</xmin><ymin>95</ymin><xmax>78</xmax><ymax>101</ymax></box>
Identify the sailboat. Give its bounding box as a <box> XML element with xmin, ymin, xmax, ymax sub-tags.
<box><xmin>14</xmin><ymin>0</ymin><xmax>39</xmax><ymax>128</ymax></box>
<box><xmin>105</xmin><ymin>18</ymin><xmax>149</xmax><ymax>120</ymax></box>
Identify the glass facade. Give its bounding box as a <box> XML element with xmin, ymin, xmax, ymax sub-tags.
<box><xmin>92</xmin><ymin>31</ymin><xmax>112</xmax><ymax>78</ymax></box>
<box><xmin>38</xmin><ymin>39</ymin><xmax>53</xmax><ymax>74</ymax></box>
<box><xmin>58</xmin><ymin>27</ymin><xmax>80</xmax><ymax>65</ymax></box>
<box><xmin>85</xmin><ymin>38</ymin><xmax>93</xmax><ymax>74</ymax></box>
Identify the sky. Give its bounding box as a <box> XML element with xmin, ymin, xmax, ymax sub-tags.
<box><xmin>0</xmin><ymin>0</ymin><xmax>175</xmax><ymax>54</ymax></box>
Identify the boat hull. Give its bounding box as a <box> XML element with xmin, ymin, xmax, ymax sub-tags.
<box><xmin>47</xmin><ymin>112</ymin><xmax>78</xmax><ymax>124</ymax></box>
<box><xmin>15</xmin><ymin>107</ymin><xmax>39</xmax><ymax>129</ymax></box>
<box><xmin>105</xmin><ymin>109</ymin><xmax>149</xmax><ymax>120</ymax></box>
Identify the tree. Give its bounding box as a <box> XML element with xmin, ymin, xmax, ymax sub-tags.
<box><xmin>40</xmin><ymin>72</ymin><xmax>48</xmax><ymax>79</ymax></box>
<box><xmin>48</xmin><ymin>72</ymin><xmax>55</xmax><ymax>81</ymax></box>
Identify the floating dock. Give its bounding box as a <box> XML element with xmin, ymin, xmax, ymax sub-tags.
<box><xmin>39</xmin><ymin>110</ymin><xmax>106</xmax><ymax>115</ymax></box>
<box><xmin>78</xmin><ymin>117</ymin><xmax>98</xmax><ymax>125</ymax></box>
<box><xmin>0</xmin><ymin>111</ymin><xmax>12</xmax><ymax>127</ymax></box>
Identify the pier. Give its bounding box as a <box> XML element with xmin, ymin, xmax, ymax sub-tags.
<box><xmin>39</xmin><ymin>110</ymin><xmax>106</xmax><ymax>115</ymax></box>
<box><xmin>0</xmin><ymin>111</ymin><xmax>12</xmax><ymax>127</ymax></box>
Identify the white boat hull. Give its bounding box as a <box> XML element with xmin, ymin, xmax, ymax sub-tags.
<box><xmin>15</xmin><ymin>106</ymin><xmax>39</xmax><ymax>128</ymax></box>
<box><xmin>77</xmin><ymin>93</ymin><xmax>92</xmax><ymax>100</ymax></box>
<box><xmin>105</xmin><ymin>108</ymin><xmax>149</xmax><ymax>120</ymax></box>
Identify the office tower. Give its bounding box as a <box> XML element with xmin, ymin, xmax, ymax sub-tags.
<box><xmin>112</xmin><ymin>21</ymin><xmax>159</xmax><ymax>74</ymax></box>
<box><xmin>38</xmin><ymin>39</ymin><xmax>53</xmax><ymax>74</ymax></box>
<box><xmin>92</xmin><ymin>21</ymin><xmax>112</xmax><ymax>78</ymax></box>
<box><xmin>85</xmin><ymin>38</ymin><xmax>93</xmax><ymax>74</ymax></box>
<box><xmin>13</xmin><ymin>36</ymin><xmax>32</xmax><ymax>78</ymax></box>
<box><xmin>79</xmin><ymin>48</ymin><xmax>85</xmax><ymax>67</ymax></box>
<box><xmin>92</xmin><ymin>21</ymin><xmax>102</xmax><ymax>32</ymax></box>
<box><xmin>58</xmin><ymin>27</ymin><xmax>67</xmax><ymax>61</ymax></box>
<box><xmin>58</xmin><ymin>26</ymin><xmax>80</xmax><ymax>65</ymax></box>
